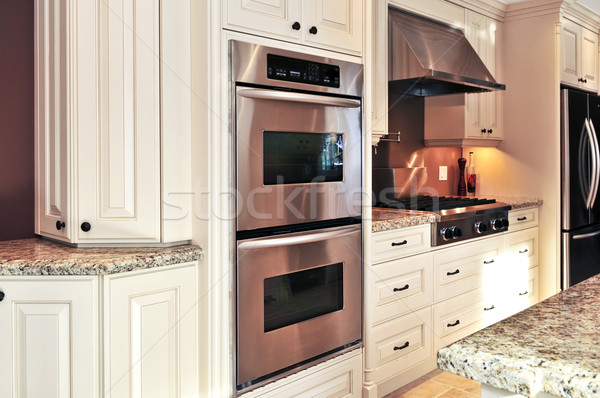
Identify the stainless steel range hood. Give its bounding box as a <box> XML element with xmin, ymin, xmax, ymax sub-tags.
<box><xmin>388</xmin><ymin>9</ymin><xmax>506</xmax><ymax>97</ymax></box>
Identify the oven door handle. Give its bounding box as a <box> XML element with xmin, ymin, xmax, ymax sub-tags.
<box><xmin>238</xmin><ymin>225</ymin><xmax>361</xmax><ymax>249</ymax></box>
<box><xmin>237</xmin><ymin>88</ymin><xmax>361</xmax><ymax>108</ymax></box>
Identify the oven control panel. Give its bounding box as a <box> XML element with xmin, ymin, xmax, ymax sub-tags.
<box><xmin>267</xmin><ymin>54</ymin><xmax>340</xmax><ymax>87</ymax></box>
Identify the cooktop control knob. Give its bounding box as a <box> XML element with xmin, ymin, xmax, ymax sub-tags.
<box><xmin>441</xmin><ymin>227</ymin><xmax>454</xmax><ymax>241</ymax></box>
<box><xmin>491</xmin><ymin>219</ymin><xmax>503</xmax><ymax>230</ymax></box>
<box><xmin>474</xmin><ymin>221</ymin><xmax>487</xmax><ymax>234</ymax></box>
<box><xmin>502</xmin><ymin>218</ymin><xmax>509</xmax><ymax>229</ymax></box>
<box><xmin>451</xmin><ymin>226</ymin><xmax>462</xmax><ymax>239</ymax></box>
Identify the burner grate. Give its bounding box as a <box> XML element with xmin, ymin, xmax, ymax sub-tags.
<box><xmin>377</xmin><ymin>195</ymin><xmax>496</xmax><ymax>212</ymax></box>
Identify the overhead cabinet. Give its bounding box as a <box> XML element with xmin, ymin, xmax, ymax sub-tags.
<box><xmin>35</xmin><ymin>0</ymin><xmax>191</xmax><ymax>245</ymax></box>
<box><xmin>560</xmin><ymin>17</ymin><xmax>599</xmax><ymax>92</ymax></box>
<box><xmin>224</xmin><ymin>0</ymin><xmax>363</xmax><ymax>55</ymax></box>
<box><xmin>424</xmin><ymin>11</ymin><xmax>504</xmax><ymax>147</ymax></box>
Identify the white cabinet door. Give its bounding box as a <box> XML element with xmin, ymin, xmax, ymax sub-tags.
<box><xmin>77</xmin><ymin>0</ymin><xmax>160</xmax><ymax>243</ymax></box>
<box><xmin>0</xmin><ymin>277</ymin><xmax>98</xmax><ymax>398</ymax></box>
<box><xmin>581</xmin><ymin>27</ymin><xmax>599</xmax><ymax>91</ymax></box>
<box><xmin>104</xmin><ymin>262</ymin><xmax>198</xmax><ymax>398</ymax></box>
<box><xmin>561</xmin><ymin>18</ymin><xmax>599</xmax><ymax>92</ymax></box>
<box><xmin>561</xmin><ymin>18</ymin><xmax>581</xmax><ymax>87</ymax></box>
<box><xmin>365</xmin><ymin>0</ymin><xmax>388</xmax><ymax>144</ymax></box>
<box><xmin>34</xmin><ymin>0</ymin><xmax>71</xmax><ymax>242</ymax></box>
<box><xmin>303</xmin><ymin>0</ymin><xmax>362</xmax><ymax>54</ymax></box>
<box><xmin>225</xmin><ymin>0</ymin><xmax>303</xmax><ymax>41</ymax></box>
<box><xmin>464</xmin><ymin>11</ymin><xmax>503</xmax><ymax>141</ymax></box>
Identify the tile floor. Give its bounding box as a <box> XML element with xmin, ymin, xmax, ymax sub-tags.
<box><xmin>383</xmin><ymin>369</ymin><xmax>481</xmax><ymax>398</ymax></box>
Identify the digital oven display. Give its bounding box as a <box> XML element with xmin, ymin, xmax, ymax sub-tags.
<box><xmin>267</xmin><ymin>54</ymin><xmax>340</xmax><ymax>88</ymax></box>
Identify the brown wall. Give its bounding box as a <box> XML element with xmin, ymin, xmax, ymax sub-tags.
<box><xmin>0</xmin><ymin>0</ymin><xmax>35</xmax><ymax>241</ymax></box>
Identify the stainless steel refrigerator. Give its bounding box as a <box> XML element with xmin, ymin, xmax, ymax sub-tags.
<box><xmin>561</xmin><ymin>88</ymin><xmax>600</xmax><ymax>288</ymax></box>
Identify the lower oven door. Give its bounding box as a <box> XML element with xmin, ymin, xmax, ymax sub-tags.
<box><xmin>236</xmin><ymin>224</ymin><xmax>362</xmax><ymax>388</ymax></box>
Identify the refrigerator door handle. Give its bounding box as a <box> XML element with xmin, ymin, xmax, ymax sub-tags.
<box><xmin>582</xmin><ymin>119</ymin><xmax>596</xmax><ymax>209</ymax></box>
<box><xmin>587</xmin><ymin>118</ymin><xmax>600</xmax><ymax>209</ymax></box>
<box><xmin>572</xmin><ymin>229</ymin><xmax>600</xmax><ymax>240</ymax></box>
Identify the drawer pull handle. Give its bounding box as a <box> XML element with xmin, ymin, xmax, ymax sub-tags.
<box><xmin>447</xmin><ymin>320</ymin><xmax>460</xmax><ymax>327</ymax></box>
<box><xmin>484</xmin><ymin>305</ymin><xmax>495</xmax><ymax>311</ymax></box>
<box><xmin>393</xmin><ymin>284</ymin><xmax>410</xmax><ymax>292</ymax></box>
<box><xmin>391</xmin><ymin>240</ymin><xmax>408</xmax><ymax>247</ymax></box>
<box><xmin>519</xmin><ymin>248</ymin><xmax>529</xmax><ymax>254</ymax></box>
<box><xmin>446</xmin><ymin>269</ymin><xmax>460</xmax><ymax>276</ymax></box>
<box><xmin>519</xmin><ymin>291</ymin><xmax>529</xmax><ymax>296</ymax></box>
<box><xmin>517</xmin><ymin>217</ymin><xmax>528</xmax><ymax>221</ymax></box>
<box><xmin>393</xmin><ymin>341</ymin><xmax>410</xmax><ymax>351</ymax></box>
<box><xmin>483</xmin><ymin>259</ymin><xmax>495</xmax><ymax>265</ymax></box>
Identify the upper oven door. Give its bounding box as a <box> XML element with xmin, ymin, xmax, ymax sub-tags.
<box><xmin>235</xmin><ymin>86</ymin><xmax>362</xmax><ymax>231</ymax></box>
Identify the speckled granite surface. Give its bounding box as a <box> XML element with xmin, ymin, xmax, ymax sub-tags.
<box><xmin>371</xmin><ymin>208</ymin><xmax>438</xmax><ymax>233</ymax></box>
<box><xmin>0</xmin><ymin>238</ymin><xmax>203</xmax><ymax>276</ymax></box>
<box><xmin>487</xmin><ymin>196</ymin><xmax>543</xmax><ymax>210</ymax></box>
<box><xmin>438</xmin><ymin>275</ymin><xmax>600</xmax><ymax>398</ymax></box>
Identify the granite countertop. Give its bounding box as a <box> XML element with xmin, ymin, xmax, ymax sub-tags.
<box><xmin>486</xmin><ymin>196</ymin><xmax>543</xmax><ymax>210</ymax></box>
<box><xmin>0</xmin><ymin>238</ymin><xmax>203</xmax><ymax>276</ymax></box>
<box><xmin>438</xmin><ymin>275</ymin><xmax>600</xmax><ymax>398</ymax></box>
<box><xmin>371</xmin><ymin>196</ymin><xmax>542</xmax><ymax>233</ymax></box>
<box><xmin>371</xmin><ymin>208</ymin><xmax>439</xmax><ymax>233</ymax></box>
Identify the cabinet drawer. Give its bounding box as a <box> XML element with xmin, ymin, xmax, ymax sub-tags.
<box><xmin>372</xmin><ymin>224</ymin><xmax>431</xmax><ymax>264</ymax></box>
<box><xmin>433</xmin><ymin>236</ymin><xmax>503</xmax><ymax>301</ymax></box>
<box><xmin>371</xmin><ymin>253</ymin><xmax>433</xmax><ymax>325</ymax></box>
<box><xmin>508</xmin><ymin>208</ymin><xmax>538</xmax><ymax>231</ymax></box>
<box><xmin>370</xmin><ymin>307</ymin><xmax>433</xmax><ymax>383</ymax></box>
<box><xmin>502</xmin><ymin>266</ymin><xmax>539</xmax><ymax>319</ymax></box>
<box><xmin>505</xmin><ymin>227</ymin><xmax>538</xmax><ymax>269</ymax></box>
<box><xmin>433</xmin><ymin>288</ymin><xmax>500</xmax><ymax>350</ymax></box>
<box><xmin>242</xmin><ymin>350</ymin><xmax>362</xmax><ymax>398</ymax></box>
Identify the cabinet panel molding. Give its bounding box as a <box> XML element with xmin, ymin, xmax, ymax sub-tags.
<box><xmin>15</xmin><ymin>303</ymin><xmax>71</xmax><ymax>398</ymax></box>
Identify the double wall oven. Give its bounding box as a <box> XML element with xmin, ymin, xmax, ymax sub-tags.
<box><xmin>231</xmin><ymin>41</ymin><xmax>364</xmax><ymax>391</ymax></box>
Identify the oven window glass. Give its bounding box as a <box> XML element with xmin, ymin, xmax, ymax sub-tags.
<box><xmin>263</xmin><ymin>262</ymin><xmax>343</xmax><ymax>332</ymax></box>
<box><xmin>263</xmin><ymin>131</ymin><xmax>343</xmax><ymax>185</ymax></box>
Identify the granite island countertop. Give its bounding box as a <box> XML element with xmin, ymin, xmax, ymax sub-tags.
<box><xmin>438</xmin><ymin>274</ymin><xmax>600</xmax><ymax>398</ymax></box>
<box><xmin>0</xmin><ymin>238</ymin><xmax>203</xmax><ymax>276</ymax></box>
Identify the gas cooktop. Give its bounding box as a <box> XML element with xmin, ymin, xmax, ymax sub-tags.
<box><xmin>376</xmin><ymin>195</ymin><xmax>512</xmax><ymax>246</ymax></box>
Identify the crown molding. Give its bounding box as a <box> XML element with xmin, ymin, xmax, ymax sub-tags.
<box><xmin>449</xmin><ymin>0</ymin><xmax>508</xmax><ymax>20</ymax></box>
<box><xmin>504</xmin><ymin>0</ymin><xmax>600</xmax><ymax>29</ymax></box>
<box><xmin>561</xmin><ymin>0</ymin><xmax>600</xmax><ymax>30</ymax></box>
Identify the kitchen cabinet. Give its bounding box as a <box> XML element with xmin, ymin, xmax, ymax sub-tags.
<box><xmin>34</xmin><ymin>0</ymin><xmax>191</xmax><ymax>245</ymax></box>
<box><xmin>0</xmin><ymin>277</ymin><xmax>98</xmax><ymax>397</ymax></box>
<box><xmin>365</xmin><ymin>0</ymin><xmax>388</xmax><ymax>145</ymax></box>
<box><xmin>424</xmin><ymin>11</ymin><xmax>504</xmax><ymax>147</ymax></box>
<box><xmin>104</xmin><ymin>262</ymin><xmax>198</xmax><ymax>397</ymax></box>
<box><xmin>365</xmin><ymin>213</ymin><xmax>540</xmax><ymax>396</ymax></box>
<box><xmin>561</xmin><ymin>17</ymin><xmax>599</xmax><ymax>92</ymax></box>
<box><xmin>223</xmin><ymin>0</ymin><xmax>363</xmax><ymax>55</ymax></box>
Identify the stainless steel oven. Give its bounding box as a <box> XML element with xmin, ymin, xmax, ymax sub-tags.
<box><xmin>236</xmin><ymin>224</ymin><xmax>362</xmax><ymax>389</ymax></box>
<box><xmin>232</xmin><ymin>41</ymin><xmax>363</xmax><ymax>232</ymax></box>
<box><xmin>231</xmin><ymin>41</ymin><xmax>364</xmax><ymax>392</ymax></box>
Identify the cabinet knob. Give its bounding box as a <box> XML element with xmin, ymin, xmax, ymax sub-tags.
<box><xmin>579</xmin><ymin>77</ymin><xmax>588</xmax><ymax>83</ymax></box>
<box><xmin>0</xmin><ymin>291</ymin><xmax>4</xmax><ymax>302</ymax></box>
<box><xmin>292</xmin><ymin>21</ymin><xmax>301</xmax><ymax>30</ymax></box>
<box><xmin>55</xmin><ymin>221</ymin><xmax>65</xmax><ymax>230</ymax></box>
<box><xmin>481</xmin><ymin>128</ymin><xmax>486</xmax><ymax>133</ymax></box>
<box><xmin>80</xmin><ymin>222</ymin><xmax>91</xmax><ymax>232</ymax></box>
<box><xmin>487</xmin><ymin>129</ymin><xmax>493</xmax><ymax>134</ymax></box>
<box><xmin>309</xmin><ymin>26</ymin><xmax>318</xmax><ymax>34</ymax></box>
